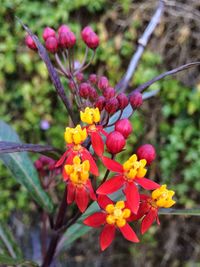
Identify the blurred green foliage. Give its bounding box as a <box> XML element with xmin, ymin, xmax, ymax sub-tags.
<box><xmin>0</xmin><ymin>0</ymin><xmax>200</xmax><ymax>222</ymax></box>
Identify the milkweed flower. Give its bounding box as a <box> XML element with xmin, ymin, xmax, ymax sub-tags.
<box><xmin>63</xmin><ymin>155</ymin><xmax>96</xmax><ymax>212</ymax></box>
<box><xmin>84</xmin><ymin>195</ymin><xmax>139</xmax><ymax>251</ymax></box>
<box><xmin>97</xmin><ymin>154</ymin><xmax>160</xmax><ymax>214</ymax></box>
<box><xmin>136</xmin><ymin>185</ymin><xmax>176</xmax><ymax>234</ymax></box>
<box><xmin>80</xmin><ymin>107</ymin><xmax>107</xmax><ymax>157</ymax></box>
<box><xmin>55</xmin><ymin>124</ymin><xmax>98</xmax><ymax>176</ymax></box>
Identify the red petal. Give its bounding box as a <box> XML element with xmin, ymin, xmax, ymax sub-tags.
<box><xmin>96</xmin><ymin>175</ymin><xmax>124</xmax><ymax>195</ymax></box>
<box><xmin>75</xmin><ymin>187</ymin><xmax>89</xmax><ymax>213</ymax></box>
<box><xmin>140</xmin><ymin>194</ymin><xmax>150</xmax><ymax>201</ymax></box>
<box><xmin>66</xmin><ymin>151</ymin><xmax>76</xmax><ymax>164</ymax></box>
<box><xmin>124</xmin><ymin>183</ymin><xmax>140</xmax><ymax>214</ymax></box>
<box><xmin>141</xmin><ymin>209</ymin><xmax>157</xmax><ymax>234</ymax></box>
<box><xmin>102</xmin><ymin>156</ymin><xmax>123</xmax><ymax>173</ymax></box>
<box><xmin>99</xmin><ymin>128</ymin><xmax>108</xmax><ymax>137</ymax></box>
<box><xmin>86</xmin><ymin>179</ymin><xmax>97</xmax><ymax>201</ymax></box>
<box><xmin>62</xmin><ymin>168</ymin><xmax>69</xmax><ymax>181</ymax></box>
<box><xmin>100</xmin><ymin>224</ymin><xmax>115</xmax><ymax>251</ymax></box>
<box><xmin>119</xmin><ymin>223</ymin><xmax>139</xmax><ymax>243</ymax></box>
<box><xmin>84</xmin><ymin>212</ymin><xmax>106</xmax><ymax>228</ymax></box>
<box><xmin>91</xmin><ymin>132</ymin><xmax>104</xmax><ymax>157</ymax></box>
<box><xmin>97</xmin><ymin>195</ymin><xmax>113</xmax><ymax>210</ymax></box>
<box><xmin>81</xmin><ymin>149</ymin><xmax>99</xmax><ymax>176</ymax></box>
<box><xmin>135</xmin><ymin>178</ymin><xmax>160</xmax><ymax>190</ymax></box>
<box><xmin>55</xmin><ymin>150</ymin><xmax>69</xmax><ymax>167</ymax></box>
<box><xmin>67</xmin><ymin>182</ymin><xmax>75</xmax><ymax>204</ymax></box>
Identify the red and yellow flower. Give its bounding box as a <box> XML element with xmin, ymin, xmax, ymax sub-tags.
<box><xmin>136</xmin><ymin>185</ymin><xmax>176</xmax><ymax>234</ymax></box>
<box><xmin>97</xmin><ymin>154</ymin><xmax>160</xmax><ymax>214</ymax></box>
<box><xmin>55</xmin><ymin>124</ymin><xmax>99</xmax><ymax>176</ymax></box>
<box><xmin>80</xmin><ymin>107</ymin><xmax>107</xmax><ymax>157</ymax></box>
<box><xmin>63</xmin><ymin>155</ymin><xmax>96</xmax><ymax>212</ymax></box>
<box><xmin>84</xmin><ymin>195</ymin><xmax>139</xmax><ymax>251</ymax></box>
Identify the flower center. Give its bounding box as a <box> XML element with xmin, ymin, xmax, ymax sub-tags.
<box><xmin>80</xmin><ymin>107</ymin><xmax>100</xmax><ymax>125</ymax></box>
<box><xmin>105</xmin><ymin>201</ymin><xmax>131</xmax><ymax>228</ymax></box>
<box><xmin>151</xmin><ymin>184</ymin><xmax>176</xmax><ymax>208</ymax></box>
<box><xmin>123</xmin><ymin>154</ymin><xmax>147</xmax><ymax>180</ymax></box>
<box><xmin>64</xmin><ymin>156</ymin><xmax>90</xmax><ymax>186</ymax></box>
<box><xmin>64</xmin><ymin>125</ymin><xmax>87</xmax><ymax>145</ymax></box>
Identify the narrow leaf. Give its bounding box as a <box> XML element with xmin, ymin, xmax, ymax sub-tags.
<box><xmin>0</xmin><ymin>121</ymin><xmax>54</xmax><ymax>213</ymax></box>
<box><xmin>0</xmin><ymin>141</ymin><xmax>61</xmax><ymax>160</ymax></box>
<box><xmin>159</xmin><ymin>208</ymin><xmax>200</xmax><ymax>216</ymax></box>
<box><xmin>0</xmin><ymin>255</ymin><xmax>39</xmax><ymax>267</ymax></box>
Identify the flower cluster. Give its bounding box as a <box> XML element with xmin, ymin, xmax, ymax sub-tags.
<box><xmin>27</xmin><ymin>24</ymin><xmax>176</xmax><ymax>251</ymax></box>
<box><xmin>55</xmin><ymin>106</ymin><xmax>176</xmax><ymax>251</ymax></box>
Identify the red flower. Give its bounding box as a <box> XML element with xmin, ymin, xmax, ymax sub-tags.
<box><xmin>63</xmin><ymin>155</ymin><xmax>96</xmax><ymax>212</ymax></box>
<box><xmin>84</xmin><ymin>195</ymin><xmax>139</xmax><ymax>251</ymax></box>
<box><xmin>135</xmin><ymin>185</ymin><xmax>176</xmax><ymax>234</ymax></box>
<box><xmin>55</xmin><ymin>125</ymin><xmax>99</xmax><ymax>176</ymax></box>
<box><xmin>97</xmin><ymin>155</ymin><xmax>160</xmax><ymax>214</ymax></box>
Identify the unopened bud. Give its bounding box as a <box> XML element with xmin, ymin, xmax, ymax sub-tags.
<box><xmin>89</xmin><ymin>87</ymin><xmax>98</xmax><ymax>101</ymax></box>
<box><xmin>117</xmin><ymin>93</ymin><xmax>129</xmax><ymax>109</ymax></box>
<box><xmin>42</xmin><ymin>27</ymin><xmax>56</xmax><ymax>41</ymax></box>
<box><xmin>45</xmin><ymin>36</ymin><xmax>58</xmax><ymax>53</ymax></box>
<box><xmin>105</xmin><ymin>98</ymin><xmax>119</xmax><ymax>114</ymax></box>
<box><xmin>137</xmin><ymin>144</ymin><xmax>156</xmax><ymax>165</ymax></box>
<box><xmin>79</xmin><ymin>83</ymin><xmax>90</xmax><ymax>98</ymax></box>
<box><xmin>25</xmin><ymin>35</ymin><xmax>37</xmax><ymax>51</ymax></box>
<box><xmin>95</xmin><ymin>96</ymin><xmax>105</xmax><ymax>111</ymax></box>
<box><xmin>115</xmin><ymin>119</ymin><xmax>132</xmax><ymax>139</ymax></box>
<box><xmin>103</xmin><ymin>87</ymin><xmax>115</xmax><ymax>99</ymax></box>
<box><xmin>59</xmin><ymin>31</ymin><xmax>76</xmax><ymax>48</ymax></box>
<box><xmin>58</xmin><ymin>25</ymin><xmax>70</xmax><ymax>35</ymax></box>
<box><xmin>81</xmin><ymin>26</ymin><xmax>99</xmax><ymax>49</ymax></box>
<box><xmin>129</xmin><ymin>92</ymin><xmax>143</xmax><ymax>109</ymax></box>
<box><xmin>76</xmin><ymin>72</ymin><xmax>84</xmax><ymax>83</ymax></box>
<box><xmin>106</xmin><ymin>131</ymin><xmax>126</xmax><ymax>154</ymax></box>
<box><xmin>68</xmin><ymin>80</ymin><xmax>75</xmax><ymax>92</ymax></box>
<box><xmin>98</xmin><ymin>76</ymin><xmax>109</xmax><ymax>91</ymax></box>
<box><xmin>89</xmin><ymin>74</ymin><xmax>97</xmax><ymax>84</ymax></box>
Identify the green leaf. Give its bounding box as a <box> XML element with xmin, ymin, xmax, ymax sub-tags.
<box><xmin>0</xmin><ymin>255</ymin><xmax>39</xmax><ymax>267</ymax></box>
<box><xmin>159</xmin><ymin>208</ymin><xmax>200</xmax><ymax>216</ymax></box>
<box><xmin>0</xmin><ymin>121</ymin><xmax>54</xmax><ymax>213</ymax></box>
<box><xmin>0</xmin><ymin>223</ymin><xmax>23</xmax><ymax>258</ymax></box>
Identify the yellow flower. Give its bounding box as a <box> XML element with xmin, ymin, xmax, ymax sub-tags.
<box><xmin>64</xmin><ymin>125</ymin><xmax>87</xmax><ymax>145</ymax></box>
<box><xmin>64</xmin><ymin>156</ymin><xmax>90</xmax><ymax>185</ymax></box>
<box><xmin>80</xmin><ymin>107</ymin><xmax>100</xmax><ymax>125</ymax></box>
<box><xmin>152</xmin><ymin>184</ymin><xmax>176</xmax><ymax>208</ymax></box>
<box><xmin>123</xmin><ymin>154</ymin><xmax>147</xmax><ymax>180</ymax></box>
<box><xmin>105</xmin><ymin>201</ymin><xmax>131</xmax><ymax>228</ymax></box>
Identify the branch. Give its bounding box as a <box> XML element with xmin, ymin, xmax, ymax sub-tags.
<box><xmin>133</xmin><ymin>61</ymin><xmax>200</xmax><ymax>93</ymax></box>
<box><xmin>0</xmin><ymin>141</ymin><xmax>61</xmax><ymax>159</ymax></box>
<box><xmin>16</xmin><ymin>17</ymin><xmax>78</xmax><ymax>126</ymax></box>
<box><xmin>116</xmin><ymin>0</ymin><xmax>164</xmax><ymax>92</ymax></box>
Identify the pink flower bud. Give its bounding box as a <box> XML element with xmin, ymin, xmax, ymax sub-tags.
<box><xmin>89</xmin><ymin>74</ymin><xmax>97</xmax><ymax>84</ymax></box>
<box><xmin>129</xmin><ymin>92</ymin><xmax>143</xmax><ymax>109</ymax></box>
<box><xmin>79</xmin><ymin>83</ymin><xmax>90</xmax><ymax>98</ymax></box>
<box><xmin>25</xmin><ymin>35</ymin><xmax>37</xmax><ymax>51</ymax></box>
<box><xmin>98</xmin><ymin>76</ymin><xmax>109</xmax><ymax>91</ymax></box>
<box><xmin>45</xmin><ymin>36</ymin><xmax>58</xmax><ymax>53</ymax></box>
<box><xmin>58</xmin><ymin>31</ymin><xmax>76</xmax><ymax>48</ymax></box>
<box><xmin>42</xmin><ymin>27</ymin><xmax>56</xmax><ymax>41</ymax></box>
<box><xmin>95</xmin><ymin>96</ymin><xmax>105</xmax><ymax>111</ymax></box>
<box><xmin>103</xmin><ymin>87</ymin><xmax>115</xmax><ymax>99</ymax></box>
<box><xmin>89</xmin><ymin>87</ymin><xmax>98</xmax><ymax>101</ymax></box>
<box><xmin>117</xmin><ymin>93</ymin><xmax>129</xmax><ymax>109</ymax></box>
<box><xmin>76</xmin><ymin>72</ymin><xmax>84</xmax><ymax>83</ymax></box>
<box><xmin>68</xmin><ymin>80</ymin><xmax>75</xmax><ymax>92</ymax></box>
<box><xmin>81</xmin><ymin>26</ymin><xmax>93</xmax><ymax>40</ymax></box>
<box><xmin>137</xmin><ymin>144</ymin><xmax>156</xmax><ymax>165</ymax></box>
<box><xmin>81</xmin><ymin>26</ymin><xmax>99</xmax><ymax>49</ymax></box>
<box><xmin>115</xmin><ymin>119</ymin><xmax>132</xmax><ymax>139</ymax></box>
<box><xmin>106</xmin><ymin>131</ymin><xmax>126</xmax><ymax>154</ymax></box>
<box><xmin>58</xmin><ymin>25</ymin><xmax>70</xmax><ymax>35</ymax></box>
<box><xmin>105</xmin><ymin>98</ymin><xmax>119</xmax><ymax>114</ymax></box>
<box><xmin>34</xmin><ymin>159</ymin><xmax>43</xmax><ymax>170</ymax></box>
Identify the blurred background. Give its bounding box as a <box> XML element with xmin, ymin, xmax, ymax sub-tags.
<box><xmin>0</xmin><ymin>0</ymin><xmax>200</xmax><ymax>266</ymax></box>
